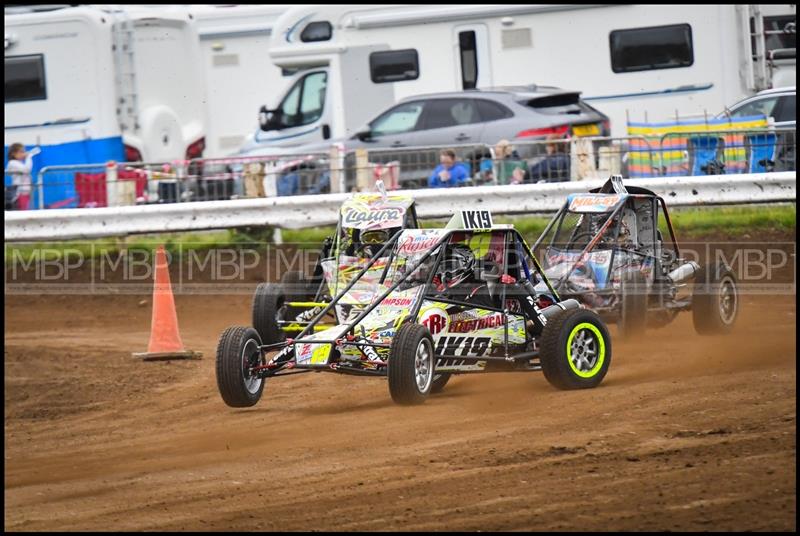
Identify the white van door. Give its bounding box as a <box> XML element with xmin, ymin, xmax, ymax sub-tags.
<box><xmin>454</xmin><ymin>24</ymin><xmax>493</xmax><ymax>90</ymax></box>
<box><xmin>253</xmin><ymin>70</ymin><xmax>330</xmax><ymax>148</ymax></box>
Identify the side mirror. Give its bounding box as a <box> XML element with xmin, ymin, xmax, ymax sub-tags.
<box><xmin>355</xmin><ymin>126</ymin><xmax>373</xmax><ymax>142</ymax></box>
<box><xmin>259</xmin><ymin>106</ymin><xmax>281</xmax><ymax>132</ymax></box>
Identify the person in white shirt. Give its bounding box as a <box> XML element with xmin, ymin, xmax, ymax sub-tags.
<box><xmin>5</xmin><ymin>143</ymin><xmax>40</xmax><ymax>210</ymax></box>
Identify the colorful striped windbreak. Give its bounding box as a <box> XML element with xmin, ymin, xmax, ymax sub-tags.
<box><xmin>626</xmin><ymin>115</ymin><xmax>770</xmax><ymax>177</ymax></box>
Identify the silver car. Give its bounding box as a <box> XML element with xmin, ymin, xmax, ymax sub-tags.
<box><xmin>260</xmin><ymin>86</ymin><xmax>609</xmax><ymax>190</ymax></box>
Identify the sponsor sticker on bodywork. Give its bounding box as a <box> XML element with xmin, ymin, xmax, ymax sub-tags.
<box><xmin>567</xmin><ymin>194</ymin><xmax>625</xmax><ymax>213</ymax></box>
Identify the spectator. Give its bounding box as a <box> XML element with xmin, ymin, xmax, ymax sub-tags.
<box><xmin>276</xmin><ymin>170</ymin><xmax>299</xmax><ymax>196</ymax></box>
<box><xmin>529</xmin><ymin>134</ymin><xmax>570</xmax><ymax>182</ymax></box>
<box><xmin>428</xmin><ymin>149</ymin><xmax>469</xmax><ymax>188</ymax></box>
<box><xmin>491</xmin><ymin>139</ymin><xmax>529</xmax><ymax>185</ymax></box>
<box><xmin>5</xmin><ymin>143</ymin><xmax>40</xmax><ymax>210</ymax></box>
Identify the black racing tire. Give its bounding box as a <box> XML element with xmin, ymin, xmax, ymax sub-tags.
<box><xmin>388</xmin><ymin>323</ymin><xmax>435</xmax><ymax>405</ymax></box>
<box><xmin>539</xmin><ymin>308</ymin><xmax>612</xmax><ymax>390</ymax></box>
<box><xmin>216</xmin><ymin>326</ymin><xmax>265</xmax><ymax>408</ymax></box>
<box><xmin>692</xmin><ymin>262</ymin><xmax>739</xmax><ymax>335</ymax></box>
<box><xmin>252</xmin><ymin>282</ymin><xmax>286</xmax><ymax>345</ymax></box>
<box><xmin>618</xmin><ymin>271</ymin><xmax>648</xmax><ymax>339</ymax></box>
<box><xmin>430</xmin><ymin>373</ymin><xmax>452</xmax><ymax>394</ymax></box>
<box><xmin>281</xmin><ymin>270</ymin><xmax>314</xmax><ymax>301</ymax></box>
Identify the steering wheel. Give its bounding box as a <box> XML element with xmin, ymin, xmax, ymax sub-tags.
<box><xmin>566</xmin><ymin>231</ymin><xmax>595</xmax><ymax>249</ymax></box>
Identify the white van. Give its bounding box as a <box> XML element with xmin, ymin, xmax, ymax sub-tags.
<box><xmin>240</xmin><ymin>4</ymin><xmax>796</xmax><ymax>153</ymax></box>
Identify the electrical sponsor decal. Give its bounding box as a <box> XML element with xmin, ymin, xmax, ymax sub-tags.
<box><xmin>460</xmin><ymin>210</ymin><xmax>493</xmax><ymax>230</ymax></box>
<box><xmin>448</xmin><ymin>313</ymin><xmax>505</xmax><ymax>333</ymax></box>
<box><xmin>342</xmin><ymin>206</ymin><xmax>404</xmax><ymax>229</ymax></box>
<box><xmin>567</xmin><ymin>194</ymin><xmax>622</xmax><ymax>213</ymax></box>
<box><xmin>420</xmin><ymin>307</ymin><xmax>449</xmax><ymax>335</ymax></box>
<box><xmin>434</xmin><ymin>336</ymin><xmax>491</xmax><ymax>357</ymax></box>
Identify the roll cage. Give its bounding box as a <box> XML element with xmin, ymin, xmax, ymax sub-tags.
<box><xmin>259</xmin><ymin>225</ymin><xmax>563</xmax><ymax>375</ymax></box>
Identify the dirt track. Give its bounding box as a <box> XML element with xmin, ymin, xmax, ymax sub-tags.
<box><xmin>4</xmin><ymin>245</ymin><xmax>797</xmax><ymax>531</ymax></box>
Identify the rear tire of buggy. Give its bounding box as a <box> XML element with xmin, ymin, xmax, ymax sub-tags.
<box><xmin>216</xmin><ymin>326</ymin><xmax>265</xmax><ymax>408</ymax></box>
<box><xmin>388</xmin><ymin>323</ymin><xmax>435</xmax><ymax>405</ymax></box>
<box><xmin>252</xmin><ymin>283</ymin><xmax>286</xmax><ymax>345</ymax></box>
<box><xmin>539</xmin><ymin>308</ymin><xmax>612</xmax><ymax>390</ymax></box>
<box><xmin>692</xmin><ymin>262</ymin><xmax>738</xmax><ymax>335</ymax></box>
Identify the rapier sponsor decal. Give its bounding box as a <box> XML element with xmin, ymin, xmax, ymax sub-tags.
<box><xmin>397</xmin><ymin>231</ymin><xmax>442</xmax><ymax>254</ymax></box>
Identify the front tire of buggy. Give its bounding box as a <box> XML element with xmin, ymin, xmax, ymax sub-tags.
<box><xmin>252</xmin><ymin>283</ymin><xmax>286</xmax><ymax>345</ymax></box>
<box><xmin>618</xmin><ymin>271</ymin><xmax>648</xmax><ymax>339</ymax></box>
<box><xmin>388</xmin><ymin>323</ymin><xmax>435</xmax><ymax>405</ymax></box>
<box><xmin>216</xmin><ymin>326</ymin><xmax>265</xmax><ymax>408</ymax></box>
<box><xmin>692</xmin><ymin>262</ymin><xmax>738</xmax><ymax>335</ymax></box>
<box><xmin>539</xmin><ymin>308</ymin><xmax>612</xmax><ymax>390</ymax></box>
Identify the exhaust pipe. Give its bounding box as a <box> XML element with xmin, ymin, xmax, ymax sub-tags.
<box><xmin>667</xmin><ymin>261</ymin><xmax>700</xmax><ymax>284</ymax></box>
<box><xmin>539</xmin><ymin>298</ymin><xmax>582</xmax><ymax>322</ymax></box>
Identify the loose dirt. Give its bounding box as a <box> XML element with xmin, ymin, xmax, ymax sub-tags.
<box><xmin>4</xmin><ymin>236</ymin><xmax>796</xmax><ymax>531</ymax></box>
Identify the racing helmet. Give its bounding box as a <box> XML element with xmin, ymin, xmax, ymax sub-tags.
<box><xmin>433</xmin><ymin>244</ymin><xmax>475</xmax><ymax>291</ymax></box>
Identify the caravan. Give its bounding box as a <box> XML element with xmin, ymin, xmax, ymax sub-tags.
<box><xmin>4</xmin><ymin>5</ymin><xmax>206</xmax><ymax>208</ymax></box>
<box><xmin>189</xmin><ymin>4</ymin><xmax>293</xmax><ymax>157</ymax></box>
<box><xmin>241</xmin><ymin>4</ymin><xmax>796</xmax><ymax>153</ymax></box>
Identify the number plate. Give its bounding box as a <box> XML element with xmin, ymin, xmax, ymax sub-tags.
<box><xmin>572</xmin><ymin>123</ymin><xmax>600</xmax><ymax>137</ymax></box>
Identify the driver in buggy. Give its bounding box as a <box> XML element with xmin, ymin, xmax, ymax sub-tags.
<box><xmin>429</xmin><ymin>241</ymin><xmax>548</xmax><ymax>327</ymax></box>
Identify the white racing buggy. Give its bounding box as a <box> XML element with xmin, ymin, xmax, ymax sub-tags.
<box><xmin>532</xmin><ymin>176</ymin><xmax>739</xmax><ymax>338</ymax></box>
<box><xmin>252</xmin><ymin>186</ymin><xmax>419</xmax><ymax>345</ymax></box>
<box><xmin>217</xmin><ymin>210</ymin><xmax>613</xmax><ymax>407</ymax></box>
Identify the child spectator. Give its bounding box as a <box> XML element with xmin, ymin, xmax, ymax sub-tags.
<box><xmin>5</xmin><ymin>143</ymin><xmax>40</xmax><ymax>210</ymax></box>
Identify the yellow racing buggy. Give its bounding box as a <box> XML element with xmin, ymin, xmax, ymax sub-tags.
<box><xmin>251</xmin><ymin>187</ymin><xmax>419</xmax><ymax>346</ymax></box>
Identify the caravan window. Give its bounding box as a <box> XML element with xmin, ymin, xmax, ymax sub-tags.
<box><xmin>276</xmin><ymin>71</ymin><xmax>327</xmax><ymax>128</ymax></box>
<box><xmin>609</xmin><ymin>24</ymin><xmax>693</xmax><ymax>73</ymax></box>
<box><xmin>5</xmin><ymin>54</ymin><xmax>47</xmax><ymax>103</ymax></box>
<box><xmin>370</xmin><ymin>49</ymin><xmax>419</xmax><ymax>84</ymax></box>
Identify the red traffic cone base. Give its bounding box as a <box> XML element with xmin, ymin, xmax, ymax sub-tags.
<box><xmin>133</xmin><ymin>245</ymin><xmax>202</xmax><ymax>361</ymax></box>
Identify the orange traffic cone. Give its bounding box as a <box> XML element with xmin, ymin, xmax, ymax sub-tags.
<box><xmin>133</xmin><ymin>245</ymin><xmax>202</xmax><ymax>361</ymax></box>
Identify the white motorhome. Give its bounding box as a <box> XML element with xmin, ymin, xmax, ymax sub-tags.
<box><xmin>189</xmin><ymin>4</ymin><xmax>293</xmax><ymax>157</ymax></box>
<box><xmin>242</xmin><ymin>3</ymin><xmax>796</xmax><ymax>152</ymax></box>
<box><xmin>4</xmin><ymin>4</ymin><xmax>206</xmax><ymax>206</ymax></box>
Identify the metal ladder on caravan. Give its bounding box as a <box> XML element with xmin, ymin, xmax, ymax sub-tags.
<box><xmin>744</xmin><ymin>5</ymin><xmax>796</xmax><ymax>91</ymax></box>
<box><xmin>111</xmin><ymin>9</ymin><xmax>140</xmax><ymax>134</ymax></box>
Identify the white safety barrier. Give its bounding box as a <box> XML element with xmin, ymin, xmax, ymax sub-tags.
<box><xmin>4</xmin><ymin>172</ymin><xmax>796</xmax><ymax>242</ymax></box>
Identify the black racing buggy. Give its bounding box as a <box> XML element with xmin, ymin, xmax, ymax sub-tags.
<box><xmin>532</xmin><ymin>175</ymin><xmax>739</xmax><ymax>338</ymax></box>
<box><xmin>252</xmin><ymin>187</ymin><xmax>419</xmax><ymax>346</ymax></box>
<box><xmin>217</xmin><ymin>210</ymin><xmax>613</xmax><ymax>407</ymax></box>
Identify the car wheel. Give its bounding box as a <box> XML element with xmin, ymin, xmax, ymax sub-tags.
<box><xmin>216</xmin><ymin>326</ymin><xmax>265</xmax><ymax>407</ymax></box>
<box><xmin>388</xmin><ymin>323</ymin><xmax>435</xmax><ymax>405</ymax></box>
<box><xmin>539</xmin><ymin>308</ymin><xmax>612</xmax><ymax>390</ymax></box>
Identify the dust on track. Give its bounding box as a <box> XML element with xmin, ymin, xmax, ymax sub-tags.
<box><xmin>4</xmin><ymin>240</ymin><xmax>796</xmax><ymax>531</ymax></box>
